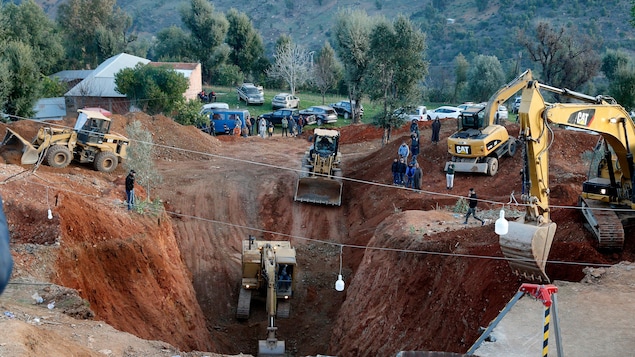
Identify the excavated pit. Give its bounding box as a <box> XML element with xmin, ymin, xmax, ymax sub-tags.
<box><xmin>2</xmin><ymin>114</ymin><xmax>634</xmax><ymax>356</ymax></box>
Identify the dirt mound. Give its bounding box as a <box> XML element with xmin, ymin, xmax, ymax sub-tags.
<box><xmin>1</xmin><ymin>114</ymin><xmax>633</xmax><ymax>357</ymax></box>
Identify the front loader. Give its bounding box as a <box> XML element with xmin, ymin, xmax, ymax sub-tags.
<box><xmin>1</xmin><ymin>109</ymin><xmax>129</xmax><ymax>173</ymax></box>
<box><xmin>294</xmin><ymin>128</ymin><xmax>343</xmax><ymax>206</ymax></box>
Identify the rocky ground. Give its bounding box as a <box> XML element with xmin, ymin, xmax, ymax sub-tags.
<box><xmin>0</xmin><ymin>112</ymin><xmax>633</xmax><ymax>357</ymax></box>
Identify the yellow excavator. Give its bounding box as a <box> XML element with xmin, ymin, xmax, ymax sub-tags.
<box><xmin>237</xmin><ymin>236</ymin><xmax>296</xmax><ymax>357</ymax></box>
<box><xmin>445</xmin><ymin>70</ymin><xmax>534</xmax><ymax>175</ymax></box>
<box><xmin>500</xmin><ymin>78</ymin><xmax>635</xmax><ymax>282</ymax></box>
<box><xmin>294</xmin><ymin>128</ymin><xmax>343</xmax><ymax>206</ymax></box>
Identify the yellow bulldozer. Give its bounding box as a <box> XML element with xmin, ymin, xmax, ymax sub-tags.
<box><xmin>1</xmin><ymin>109</ymin><xmax>129</xmax><ymax>173</ymax></box>
<box><xmin>237</xmin><ymin>236</ymin><xmax>296</xmax><ymax>357</ymax></box>
<box><xmin>294</xmin><ymin>128</ymin><xmax>343</xmax><ymax>206</ymax></box>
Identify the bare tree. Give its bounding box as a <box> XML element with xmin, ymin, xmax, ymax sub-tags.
<box><xmin>266</xmin><ymin>42</ymin><xmax>312</xmax><ymax>95</ymax></box>
<box><xmin>312</xmin><ymin>41</ymin><xmax>341</xmax><ymax>104</ymax></box>
<box><xmin>125</xmin><ymin>120</ymin><xmax>162</xmax><ymax>203</ymax></box>
<box><xmin>518</xmin><ymin>22</ymin><xmax>600</xmax><ymax>90</ymax></box>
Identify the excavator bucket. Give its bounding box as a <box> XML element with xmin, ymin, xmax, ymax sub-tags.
<box><xmin>1</xmin><ymin>129</ymin><xmax>40</xmax><ymax>165</ymax></box>
<box><xmin>257</xmin><ymin>338</ymin><xmax>285</xmax><ymax>357</ymax></box>
<box><xmin>499</xmin><ymin>221</ymin><xmax>557</xmax><ymax>282</ymax></box>
<box><xmin>294</xmin><ymin>177</ymin><xmax>342</xmax><ymax>206</ymax></box>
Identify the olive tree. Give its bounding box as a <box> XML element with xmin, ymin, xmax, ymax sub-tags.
<box><xmin>125</xmin><ymin>120</ymin><xmax>162</xmax><ymax>204</ymax></box>
<box><xmin>312</xmin><ymin>41</ymin><xmax>342</xmax><ymax>104</ymax></box>
<box><xmin>466</xmin><ymin>55</ymin><xmax>505</xmax><ymax>102</ymax></box>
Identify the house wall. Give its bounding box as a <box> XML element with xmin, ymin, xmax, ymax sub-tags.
<box><xmin>66</xmin><ymin>96</ymin><xmax>131</xmax><ymax>115</ymax></box>
<box><xmin>184</xmin><ymin>63</ymin><xmax>202</xmax><ymax>101</ymax></box>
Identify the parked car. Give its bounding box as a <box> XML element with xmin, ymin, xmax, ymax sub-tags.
<box><xmin>427</xmin><ymin>106</ymin><xmax>463</xmax><ymax>120</ymax></box>
<box><xmin>299</xmin><ymin>105</ymin><xmax>338</xmax><ymax>125</ymax></box>
<box><xmin>200</xmin><ymin>102</ymin><xmax>230</xmax><ymax>116</ymax></box>
<box><xmin>237</xmin><ymin>83</ymin><xmax>264</xmax><ymax>105</ymax></box>
<box><xmin>395</xmin><ymin>106</ymin><xmax>428</xmax><ymax>122</ymax></box>
<box><xmin>201</xmin><ymin>109</ymin><xmax>250</xmax><ymax>135</ymax></box>
<box><xmin>271</xmin><ymin>93</ymin><xmax>300</xmax><ymax>109</ymax></box>
<box><xmin>329</xmin><ymin>100</ymin><xmax>364</xmax><ymax>119</ymax></box>
<box><xmin>258</xmin><ymin>108</ymin><xmax>300</xmax><ymax>125</ymax></box>
<box><xmin>512</xmin><ymin>96</ymin><xmax>521</xmax><ymax>114</ymax></box>
<box><xmin>496</xmin><ymin>104</ymin><xmax>509</xmax><ymax>122</ymax></box>
<box><xmin>457</xmin><ymin>102</ymin><xmax>482</xmax><ymax>112</ymax></box>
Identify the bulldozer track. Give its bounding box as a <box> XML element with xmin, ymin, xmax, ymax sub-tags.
<box><xmin>236</xmin><ymin>288</ymin><xmax>251</xmax><ymax>319</ymax></box>
<box><xmin>579</xmin><ymin>197</ymin><xmax>625</xmax><ymax>250</ymax></box>
<box><xmin>276</xmin><ymin>300</ymin><xmax>290</xmax><ymax>318</ymax></box>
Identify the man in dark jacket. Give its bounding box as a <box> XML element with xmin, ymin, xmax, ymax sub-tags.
<box><xmin>413</xmin><ymin>162</ymin><xmax>422</xmax><ymax>190</ymax></box>
<box><xmin>410</xmin><ymin>134</ymin><xmax>420</xmax><ymax>163</ymax></box>
<box><xmin>391</xmin><ymin>158</ymin><xmax>399</xmax><ymax>185</ymax></box>
<box><xmin>464</xmin><ymin>188</ymin><xmax>484</xmax><ymax>225</ymax></box>
<box><xmin>431</xmin><ymin>118</ymin><xmax>441</xmax><ymax>144</ymax></box>
<box><xmin>126</xmin><ymin>170</ymin><xmax>135</xmax><ymax>210</ymax></box>
<box><xmin>0</xmin><ymin>197</ymin><xmax>13</xmax><ymax>295</ymax></box>
<box><xmin>397</xmin><ymin>158</ymin><xmax>407</xmax><ymax>186</ymax></box>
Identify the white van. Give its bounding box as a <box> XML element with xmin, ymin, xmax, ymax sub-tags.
<box><xmin>200</xmin><ymin>102</ymin><xmax>230</xmax><ymax>116</ymax></box>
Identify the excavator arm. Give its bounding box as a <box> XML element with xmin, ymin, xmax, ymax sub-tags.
<box><xmin>500</xmin><ymin>79</ymin><xmax>635</xmax><ymax>282</ymax></box>
<box><xmin>482</xmin><ymin>69</ymin><xmax>534</xmax><ymax>127</ymax></box>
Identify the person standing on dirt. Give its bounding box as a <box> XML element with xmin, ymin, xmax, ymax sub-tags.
<box><xmin>405</xmin><ymin>162</ymin><xmax>415</xmax><ymax>188</ymax></box>
<box><xmin>413</xmin><ymin>162</ymin><xmax>422</xmax><ymax>190</ymax></box>
<box><xmin>258</xmin><ymin>117</ymin><xmax>267</xmax><ymax>138</ymax></box>
<box><xmin>431</xmin><ymin>118</ymin><xmax>441</xmax><ymax>144</ymax></box>
<box><xmin>410</xmin><ymin>134</ymin><xmax>420</xmax><ymax>163</ymax></box>
<box><xmin>397</xmin><ymin>158</ymin><xmax>407</xmax><ymax>186</ymax></box>
<box><xmin>464</xmin><ymin>188</ymin><xmax>484</xmax><ymax>225</ymax></box>
<box><xmin>0</xmin><ymin>197</ymin><xmax>13</xmax><ymax>295</ymax></box>
<box><xmin>446</xmin><ymin>163</ymin><xmax>455</xmax><ymax>190</ymax></box>
<box><xmin>398</xmin><ymin>141</ymin><xmax>410</xmax><ymax>162</ymax></box>
<box><xmin>125</xmin><ymin>170</ymin><xmax>135</xmax><ymax>211</ymax></box>
<box><xmin>391</xmin><ymin>158</ymin><xmax>399</xmax><ymax>185</ymax></box>
<box><xmin>297</xmin><ymin>116</ymin><xmax>304</xmax><ymax>135</ymax></box>
<box><xmin>267</xmin><ymin>121</ymin><xmax>274</xmax><ymax>137</ymax></box>
<box><xmin>410</xmin><ymin>119</ymin><xmax>419</xmax><ymax>137</ymax></box>
<box><xmin>281</xmin><ymin>116</ymin><xmax>289</xmax><ymax>137</ymax></box>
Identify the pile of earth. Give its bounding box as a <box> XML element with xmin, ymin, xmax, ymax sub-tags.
<box><xmin>0</xmin><ymin>113</ymin><xmax>632</xmax><ymax>356</ymax></box>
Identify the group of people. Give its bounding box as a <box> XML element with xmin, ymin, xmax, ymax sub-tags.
<box><xmin>198</xmin><ymin>90</ymin><xmax>216</xmax><ymax>103</ymax></box>
<box><xmin>258</xmin><ymin>116</ymin><xmax>305</xmax><ymax>139</ymax></box>
<box><xmin>391</xmin><ymin>158</ymin><xmax>423</xmax><ymax>189</ymax></box>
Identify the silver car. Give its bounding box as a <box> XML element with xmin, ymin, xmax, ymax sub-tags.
<box><xmin>271</xmin><ymin>93</ymin><xmax>300</xmax><ymax>109</ymax></box>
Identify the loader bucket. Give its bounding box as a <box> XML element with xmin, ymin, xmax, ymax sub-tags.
<box><xmin>1</xmin><ymin>129</ymin><xmax>40</xmax><ymax>165</ymax></box>
<box><xmin>499</xmin><ymin>221</ymin><xmax>557</xmax><ymax>283</ymax></box>
<box><xmin>257</xmin><ymin>338</ymin><xmax>285</xmax><ymax>357</ymax></box>
<box><xmin>294</xmin><ymin>177</ymin><xmax>342</xmax><ymax>206</ymax></box>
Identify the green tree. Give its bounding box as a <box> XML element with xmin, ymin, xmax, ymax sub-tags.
<box><xmin>152</xmin><ymin>26</ymin><xmax>194</xmax><ymax>61</ymax></box>
<box><xmin>333</xmin><ymin>9</ymin><xmax>376</xmax><ymax>123</ymax></box>
<box><xmin>226</xmin><ymin>8</ymin><xmax>265</xmax><ymax>81</ymax></box>
<box><xmin>173</xmin><ymin>99</ymin><xmax>209</xmax><ymax>128</ymax></box>
<box><xmin>454</xmin><ymin>53</ymin><xmax>469</xmax><ymax>102</ymax></box>
<box><xmin>3</xmin><ymin>0</ymin><xmax>64</xmax><ymax>75</ymax></box>
<box><xmin>313</xmin><ymin>41</ymin><xmax>342</xmax><ymax>104</ymax></box>
<box><xmin>365</xmin><ymin>15</ymin><xmax>427</xmax><ymax>130</ymax></box>
<box><xmin>114</xmin><ymin>63</ymin><xmax>189</xmax><ymax>115</ymax></box>
<box><xmin>57</xmin><ymin>0</ymin><xmax>134</xmax><ymax>69</ymax></box>
<box><xmin>602</xmin><ymin>49</ymin><xmax>630</xmax><ymax>81</ymax></box>
<box><xmin>125</xmin><ymin>120</ymin><xmax>163</xmax><ymax>203</ymax></box>
<box><xmin>466</xmin><ymin>55</ymin><xmax>505</xmax><ymax>102</ymax></box>
<box><xmin>608</xmin><ymin>64</ymin><xmax>635</xmax><ymax>111</ymax></box>
<box><xmin>180</xmin><ymin>0</ymin><xmax>229</xmax><ymax>83</ymax></box>
<box><xmin>518</xmin><ymin>22</ymin><xmax>600</xmax><ymax>90</ymax></box>
<box><xmin>0</xmin><ymin>41</ymin><xmax>41</xmax><ymax>118</ymax></box>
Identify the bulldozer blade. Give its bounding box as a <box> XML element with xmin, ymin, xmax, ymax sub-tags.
<box><xmin>499</xmin><ymin>221</ymin><xmax>557</xmax><ymax>283</ymax></box>
<box><xmin>1</xmin><ymin>129</ymin><xmax>40</xmax><ymax>165</ymax></box>
<box><xmin>294</xmin><ymin>177</ymin><xmax>342</xmax><ymax>206</ymax></box>
<box><xmin>257</xmin><ymin>338</ymin><xmax>285</xmax><ymax>357</ymax></box>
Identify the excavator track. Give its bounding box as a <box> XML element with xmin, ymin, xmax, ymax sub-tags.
<box><xmin>276</xmin><ymin>300</ymin><xmax>290</xmax><ymax>318</ymax></box>
<box><xmin>579</xmin><ymin>197</ymin><xmax>625</xmax><ymax>250</ymax></box>
<box><xmin>236</xmin><ymin>288</ymin><xmax>252</xmax><ymax>319</ymax></box>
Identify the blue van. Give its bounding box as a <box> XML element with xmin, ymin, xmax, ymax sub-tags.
<box><xmin>207</xmin><ymin>109</ymin><xmax>250</xmax><ymax>135</ymax></box>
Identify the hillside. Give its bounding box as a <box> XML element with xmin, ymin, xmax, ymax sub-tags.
<box><xmin>36</xmin><ymin>0</ymin><xmax>635</xmax><ymax>67</ymax></box>
<box><xmin>0</xmin><ymin>112</ymin><xmax>634</xmax><ymax>356</ymax></box>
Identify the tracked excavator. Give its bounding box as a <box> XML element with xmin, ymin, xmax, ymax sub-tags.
<box><xmin>294</xmin><ymin>128</ymin><xmax>343</xmax><ymax>206</ymax></box>
<box><xmin>499</xmin><ymin>78</ymin><xmax>635</xmax><ymax>282</ymax></box>
<box><xmin>445</xmin><ymin>70</ymin><xmax>535</xmax><ymax>176</ymax></box>
<box><xmin>1</xmin><ymin>109</ymin><xmax>129</xmax><ymax>173</ymax></box>
<box><xmin>237</xmin><ymin>236</ymin><xmax>296</xmax><ymax>356</ymax></box>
